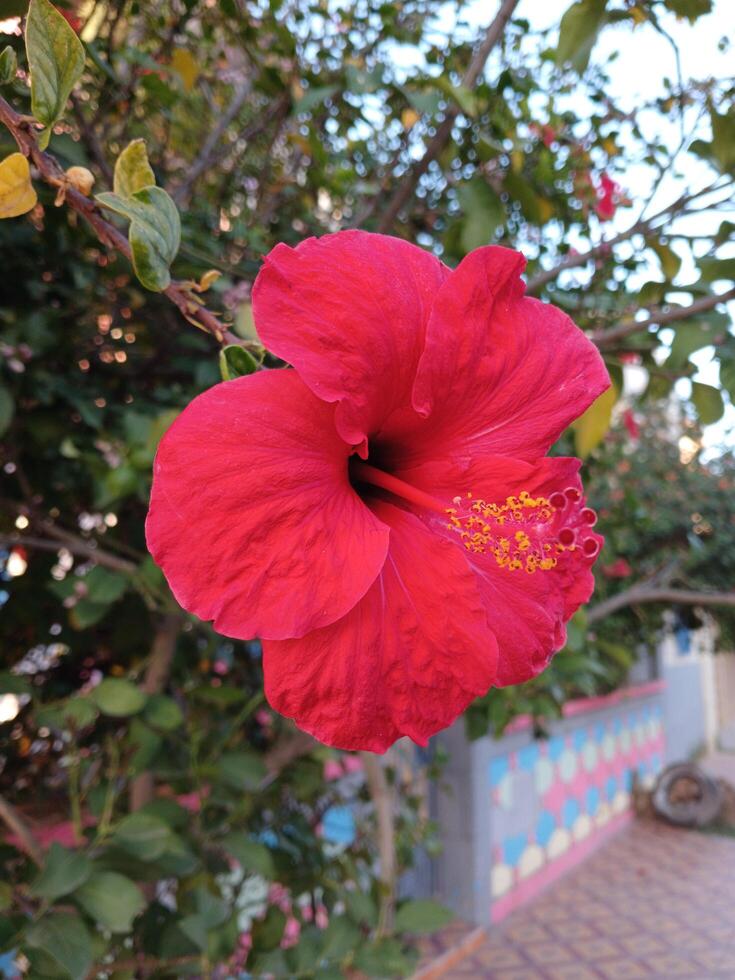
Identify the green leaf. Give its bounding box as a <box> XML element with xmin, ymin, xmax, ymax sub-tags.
<box><xmin>650</xmin><ymin>240</ymin><xmax>681</xmax><ymax>280</ymax></box>
<box><xmin>0</xmin><ymin>670</ymin><xmax>31</xmax><ymax>695</ymax></box>
<box><xmin>26</xmin><ymin>913</ymin><xmax>93</xmax><ymax>980</ymax></box>
<box><xmin>663</xmin><ymin>0</ymin><xmax>712</xmax><ymax>18</ymax></box>
<box><xmin>25</xmin><ymin>0</ymin><xmax>85</xmax><ymax>149</ymax></box>
<box><xmin>84</xmin><ymin>566</ymin><xmax>128</xmax><ymax>604</ymax></box>
<box><xmin>216</xmin><ymin>751</ymin><xmax>266</xmax><ymax>790</ymax></box>
<box><xmin>698</xmin><ymin>257</ymin><xmax>735</xmax><ymax>283</ymax></box>
<box><xmin>30</xmin><ymin>843</ymin><xmax>92</xmax><ymax>901</ymax></box>
<box><xmin>691</xmin><ymin>381</ymin><xmax>724</xmax><ymax>425</ymax></box>
<box><xmin>556</xmin><ymin>0</ymin><xmax>608</xmax><ymax>73</ymax></box>
<box><xmin>62</xmin><ymin>696</ymin><xmax>98</xmax><ymax>729</ymax></box>
<box><xmin>710</xmin><ymin>107</ymin><xmax>735</xmax><ymax>173</ymax></box>
<box><xmin>96</xmin><ymin>187</ymin><xmax>180</xmax><ymax>292</ymax></box>
<box><xmin>111</xmin><ymin>812</ymin><xmax>173</xmax><ymax>861</ymax></box>
<box><xmin>143</xmin><ymin>694</ymin><xmax>183</xmax><ymax>730</ymax></box>
<box><xmin>0</xmin><ymin>385</ymin><xmax>13</xmax><ymax>436</ymax></box>
<box><xmin>220</xmin><ymin>834</ymin><xmax>275</xmax><ymax>878</ymax></box>
<box><xmin>91</xmin><ymin>678</ymin><xmax>146</xmax><ymax>717</ymax></box>
<box><xmin>394</xmin><ymin>899</ymin><xmax>453</xmax><ymax>934</ymax></box>
<box><xmin>113</xmin><ymin>139</ymin><xmax>155</xmax><ymax>198</ymax></box>
<box><xmin>457</xmin><ymin>178</ymin><xmax>504</xmax><ymax>252</ymax></box>
<box><xmin>353</xmin><ymin>938</ymin><xmax>416</xmax><ymax>978</ymax></box>
<box><xmin>0</xmin><ymin>45</ymin><xmax>17</xmax><ymax>85</ymax></box>
<box><xmin>74</xmin><ymin>871</ymin><xmax>145</xmax><ymax>933</ymax></box>
<box><xmin>320</xmin><ymin>916</ymin><xmax>361</xmax><ymax>962</ymax></box>
<box><xmin>345</xmin><ymin>888</ymin><xmax>378</xmax><ymax>927</ymax></box>
<box><xmin>572</xmin><ymin>383</ymin><xmax>617</xmax><ymax>457</ymax></box>
<box><xmin>69</xmin><ymin>598</ymin><xmax>110</xmax><ymax>630</ymax></box>
<box><xmin>250</xmin><ymin>906</ymin><xmax>286</xmax><ymax>952</ymax></box>
<box><xmin>219</xmin><ymin>344</ymin><xmax>259</xmax><ymax>381</ymax></box>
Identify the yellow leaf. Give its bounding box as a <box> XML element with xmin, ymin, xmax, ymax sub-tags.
<box><xmin>572</xmin><ymin>384</ymin><xmax>618</xmax><ymax>457</ymax></box>
<box><xmin>401</xmin><ymin>108</ymin><xmax>420</xmax><ymax>131</ymax></box>
<box><xmin>0</xmin><ymin>153</ymin><xmax>37</xmax><ymax>219</ymax></box>
<box><xmin>170</xmin><ymin>48</ymin><xmax>199</xmax><ymax>92</ymax></box>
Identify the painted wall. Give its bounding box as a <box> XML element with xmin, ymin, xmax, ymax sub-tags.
<box><xmin>432</xmin><ymin>685</ymin><xmax>666</xmax><ymax>926</ymax></box>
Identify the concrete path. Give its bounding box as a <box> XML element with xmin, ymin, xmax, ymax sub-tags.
<box><xmin>421</xmin><ymin>821</ymin><xmax>735</xmax><ymax>979</ymax></box>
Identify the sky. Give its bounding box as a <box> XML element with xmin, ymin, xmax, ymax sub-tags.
<box><xmin>410</xmin><ymin>0</ymin><xmax>735</xmax><ymax>454</ymax></box>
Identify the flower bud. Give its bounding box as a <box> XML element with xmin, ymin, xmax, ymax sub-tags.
<box><xmin>65</xmin><ymin>166</ymin><xmax>95</xmax><ymax>196</ymax></box>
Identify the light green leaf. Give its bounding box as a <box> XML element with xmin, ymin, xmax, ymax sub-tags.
<box><xmin>691</xmin><ymin>381</ymin><xmax>725</xmax><ymax>425</ymax></box>
<box><xmin>556</xmin><ymin>0</ymin><xmax>608</xmax><ymax>73</ymax></box>
<box><xmin>572</xmin><ymin>383</ymin><xmax>617</xmax><ymax>457</ymax></box>
<box><xmin>650</xmin><ymin>240</ymin><xmax>681</xmax><ymax>280</ymax></box>
<box><xmin>394</xmin><ymin>899</ymin><xmax>453</xmax><ymax>934</ymax></box>
<box><xmin>0</xmin><ymin>45</ymin><xmax>17</xmax><ymax>85</ymax></box>
<box><xmin>30</xmin><ymin>842</ymin><xmax>92</xmax><ymax>901</ymax></box>
<box><xmin>26</xmin><ymin>913</ymin><xmax>93</xmax><ymax>980</ymax></box>
<box><xmin>25</xmin><ymin>0</ymin><xmax>85</xmax><ymax>149</ymax></box>
<box><xmin>91</xmin><ymin>677</ymin><xmax>146</xmax><ymax>717</ymax></box>
<box><xmin>457</xmin><ymin>178</ymin><xmax>504</xmax><ymax>252</ymax></box>
<box><xmin>113</xmin><ymin>139</ymin><xmax>155</xmax><ymax>198</ymax></box>
<box><xmin>219</xmin><ymin>344</ymin><xmax>260</xmax><ymax>380</ymax></box>
<box><xmin>74</xmin><ymin>871</ymin><xmax>145</xmax><ymax>933</ymax></box>
<box><xmin>710</xmin><ymin>108</ymin><xmax>735</xmax><ymax>173</ymax></box>
<box><xmin>96</xmin><ymin>187</ymin><xmax>180</xmax><ymax>291</ymax></box>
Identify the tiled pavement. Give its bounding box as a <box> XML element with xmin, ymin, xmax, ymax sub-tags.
<box><xmin>417</xmin><ymin>821</ymin><xmax>735</xmax><ymax>979</ymax></box>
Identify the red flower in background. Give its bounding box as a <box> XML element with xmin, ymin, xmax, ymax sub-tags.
<box><xmin>623</xmin><ymin>408</ymin><xmax>640</xmax><ymax>441</ymax></box>
<box><xmin>146</xmin><ymin>233</ymin><xmax>609</xmax><ymax>751</ymax></box>
<box><xmin>595</xmin><ymin>173</ymin><xmax>621</xmax><ymax>221</ymax></box>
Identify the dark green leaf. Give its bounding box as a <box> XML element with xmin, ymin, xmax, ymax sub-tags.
<box><xmin>0</xmin><ymin>45</ymin><xmax>17</xmax><ymax>85</ymax></box>
<box><xmin>26</xmin><ymin>913</ymin><xmax>93</xmax><ymax>980</ymax></box>
<box><xmin>220</xmin><ymin>834</ymin><xmax>275</xmax><ymax>878</ymax></box>
<box><xmin>0</xmin><ymin>385</ymin><xmax>14</xmax><ymax>437</ymax></box>
<box><xmin>30</xmin><ymin>843</ymin><xmax>92</xmax><ymax>901</ymax></box>
<box><xmin>219</xmin><ymin>344</ymin><xmax>259</xmax><ymax>381</ymax></box>
<box><xmin>0</xmin><ymin>671</ymin><xmax>31</xmax><ymax>695</ymax></box>
<box><xmin>216</xmin><ymin>751</ymin><xmax>266</xmax><ymax>790</ymax></box>
<box><xmin>691</xmin><ymin>381</ymin><xmax>724</xmax><ymax>425</ymax></box>
<box><xmin>710</xmin><ymin>108</ymin><xmax>735</xmax><ymax>173</ymax></box>
<box><xmin>112</xmin><ymin>812</ymin><xmax>173</xmax><ymax>860</ymax></box>
<box><xmin>354</xmin><ymin>938</ymin><xmax>416</xmax><ymax>978</ymax></box>
<box><xmin>345</xmin><ymin>888</ymin><xmax>377</xmax><ymax>927</ymax></box>
<box><xmin>25</xmin><ymin>0</ymin><xmax>85</xmax><ymax>149</ymax></box>
<box><xmin>457</xmin><ymin>178</ymin><xmax>504</xmax><ymax>252</ymax></box>
<box><xmin>143</xmin><ymin>694</ymin><xmax>183</xmax><ymax>730</ymax></box>
<box><xmin>83</xmin><ymin>566</ymin><xmax>128</xmax><ymax>604</ymax></box>
<box><xmin>92</xmin><ymin>678</ymin><xmax>146</xmax><ymax>717</ymax></box>
<box><xmin>74</xmin><ymin>871</ymin><xmax>146</xmax><ymax>932</ymax></box>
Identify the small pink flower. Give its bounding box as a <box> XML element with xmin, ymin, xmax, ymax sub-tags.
<box><xmin>342</xmin><ymin>754</ymin><xmax>364</xmax><ymax>774</ymax></box>
<box><xmin>281</xmin><ymin>916</ymin><xmax>301</xmax><ymax>948</ymax></box>
<box><xmin>323</xmin><ymin>759</ymin><xmax>344</xmax><ymax>781</ymax></box>
<box><xmin>315</xmin><ymin>904</ymin><xmax>329</xmax><ymax>929</ymax></box>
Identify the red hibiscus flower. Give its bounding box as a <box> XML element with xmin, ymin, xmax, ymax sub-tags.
<box><xmin>146</xmin><ymin>233</ymin><xmax>609</xmax><ymax>752</ymax></box>
<box><xmin>595</xmin><ymin>173</ymin><xmax>620</xmax><ymax>221</ymax></box>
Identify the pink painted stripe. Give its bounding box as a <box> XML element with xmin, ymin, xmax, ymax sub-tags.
<box><xmin>490</xmin><ymin>810</ymin><xmax>634</xmax><ymax>923</ymax></box>
<box><xmin>501</xmin><ymin>682</ymin><xmax>666</xmax><ymax>734</ymax></box>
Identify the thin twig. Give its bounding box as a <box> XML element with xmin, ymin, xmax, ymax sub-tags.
<box><xmin>0</xmin><ymin>532</ymin><xmax>137</xmax><ymax>575</ymax></box>
<box><xmin>525</xmin><ymin>179</ymin><xmax>733</xmax><ymax>294</ymax></box>
<box><xmin>375</xmin><ymin>0</ymin><xmax>520</xmax><ymax>234</ymax></box>
<box><xmin>0</xmin><ymin>95</ymin><xmax>239</xmax><ymax>346</ymax></box>
<box><xmin>587</xmin><ymin>587</ymin><xmax>735</xmax><ymax>625</ymax></box>
<box><xmin>592</xmin><ymin>286</ymin><xmax>735</xmax><ymax>348</ymax></box>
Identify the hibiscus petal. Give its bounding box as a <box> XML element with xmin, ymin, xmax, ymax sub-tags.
<box><xmin>146</xmin><ymin>370</ymin><xmax>389</xmax><ymax>641</ymax></box>
<box><xmin>409</xmin><ymin>245</ymin><xmax>609</xmax><ymax>464</ymax></box>
<box><xmin>396</xmin><ymin>454</ymin><xmax>600</xmax><ymax>686</ymax></box>
<box><xmin>252</xmin><ymin>230</ymin><xmax>449</xmax><ymax>454</ymax></box>
<box><xmin>262</xmin><ymin>500</ymin><xmax>499</xmax><ymax>752</ymax></box>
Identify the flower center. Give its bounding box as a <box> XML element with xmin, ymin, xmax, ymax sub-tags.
<box><xmin>447</xmin><ymin>488</ymin><xmax>599</xmax><ymax>573</ymax></box>
<box><xmin>350</xmin><ymin>462</ymin><xmax>599</xmax><ymax>575</ymax></box>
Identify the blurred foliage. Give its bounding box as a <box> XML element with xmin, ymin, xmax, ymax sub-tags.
<box><xmin>0</xmin><ymin>0</ymin><xmax>734</xmax><ymax>974</ymax></box>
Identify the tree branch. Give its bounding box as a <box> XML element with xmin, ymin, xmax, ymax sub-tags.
<box><xmin>0</xmin><ymin>794</ymin><xmax>43</xmax><ymax>865</ymax></box>
<box><xmin>130</xmin><ymin>613</ymin><xmax>183</xmax><ymax>811</ymax></box>
<box><xmin>587</xmin><ymin>587</ymin><xmax>735</xmax><ymax>625</ymax></box>
<box><xmin>525</xmin><ymin>179</ymin><xmax>732</xmax><ymax>295</ymax></box>
<box><xmin>0</xmin><ymin>94</ymin><xmax>239</xmax><ymax>346</ymax></box>
<box><xmin>375</xmin><ymin>0</ymin><xmax>520</xmax><ymax>234</ymax></box>
<box><xmin>0</xmin><ymin>532</ymin><xmax>137</xmax><ymax>575</ymax></box>
<box><xmin>362</xmin><ymin>752</ymin><xmax>396</xmax><ymax>936</ymax></box>
<box><xmin>591</xmin><ymin>287</ymin><xmax>735</xmax><ymax>348</ymax></box>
